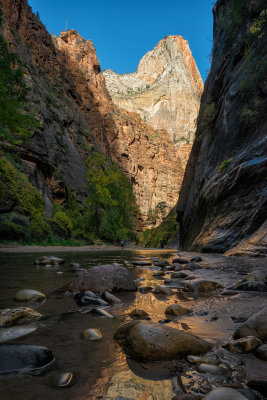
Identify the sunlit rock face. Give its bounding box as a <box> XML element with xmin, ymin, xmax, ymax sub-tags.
<box><xmin>55</xmin><ymin>31</ymin><xmax>192</xmax><ymax>227</ymax></box>
<box><xmin>103</xmin><ymin>35</ymin><xmax>203</xmax><ymax>147</ymax></box>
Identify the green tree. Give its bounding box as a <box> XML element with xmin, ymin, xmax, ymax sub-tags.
<box><xmin>86</xmin><ymin>153</ymin><xmax>136</xmax><ymax>241</ymax></box>
<box><xmin>0</xmin><ymin>34</ymin><xmax>38</xmax><ymax>144</ymax></box>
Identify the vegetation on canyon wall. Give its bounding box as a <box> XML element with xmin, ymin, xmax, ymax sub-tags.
<box><xmin>138</xmin><ymin>209</ymin><xmax>178</xmax><ymax>248</ymax></box>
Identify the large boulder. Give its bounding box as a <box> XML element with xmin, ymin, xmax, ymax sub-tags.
<box><xmin>203</xmin><ymin>387</ymin><xmax>247</xmax><ymax>399</ymax></box>
<box><xmin>233</xmin><ymin>307</ymin><xmax>267</xmax><ymax>341</ymax></box>
<box><xmin>0</xmin><ymin>343</ymin><xmax>54</xmax><ymax>375</ymax></box>
<box><xmin>60</xmin><ymin>264</ymin><xmax>137</xmax><ymax>293</ymax></box>
<box><xmin>114</xmin><ymin>320</ymin><xmax>211</xmax><ymax>361</ymax></box>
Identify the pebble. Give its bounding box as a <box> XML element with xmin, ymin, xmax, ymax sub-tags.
<box><xmin>14</xmin><ymin>289</ymin><xmax>46</xmax><ymax>302</ymax></box>
<box><xmin>82</xmin><ymin>328</ymin><xmax>102</xmax><ymax>340</ymax></box>
<box><xmin>90</xmin><ymin>308</ymin><xmax>113</xmax><ymax>318</ymax></box>
<box><xmin>129</xmin><ymin>308</ymin><xmax>149</xmax><ymax>318</ymax></box>
<box><xmin>51</xmin><ymin>371</ymin><xmax>73</xmax><ymax>387</ymax></box>
<box><xmin>196</xmin><ymin>363</ymin><xmax>227</xmax><ymax>374</ymax></box>
<box><xmin>255</xmin><ymin>343</ymin><xmax>267</xmax><ymax>360</ymax></box>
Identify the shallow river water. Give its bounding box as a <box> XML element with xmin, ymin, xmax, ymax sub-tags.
<box><xmin>0</xmin><ymin>249</ymin><xmax>266</xmax><ymax>399</ymax></box>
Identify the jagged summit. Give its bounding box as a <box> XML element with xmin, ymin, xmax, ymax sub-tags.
<box><xmin>103</xmin><ymin>35</ymin><xmax>203</xmax><ymax>145</ymax></box>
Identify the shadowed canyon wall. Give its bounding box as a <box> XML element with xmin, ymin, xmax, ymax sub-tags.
<box><xmin>0</xmin><ymin>0</ymin><xmax>203</xmax><ymax>230</ymax></box>
<box><xmin>177</xmin><ymin>0</ymin><xmax>267</xmax><ymax>256</ymax></box>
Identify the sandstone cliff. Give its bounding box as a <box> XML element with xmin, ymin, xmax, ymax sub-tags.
<box><xmin>55</xmin><ymin>30</ymin><xmax>185</xmax><ymax>227</ymax></box>
<box><xmin>177</xmin><ymin>0</ymin><xmax>267</xmax><ymax>256</ymax></box>
<box><xmin>103</xmin><ymin>36</ymin><xmax>203</xmax><ymax>147</ymax></box>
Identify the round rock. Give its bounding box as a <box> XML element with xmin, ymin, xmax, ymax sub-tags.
<box><xmin>196</xmin><ymin>363</ymin><xmax>227</xmax><ymax>374</ymax></box>
<box><xmin>165</xmin><ymin>304</ymin><xmax>192</xmax><ymax>316</ymax></box>
<box><xmin>129</xmin><ymin>308</ymin><xmax>149</xmax><ymax>318</ymax></box>
<box><xmin>153</xmin><ymin>285</ymin><xmax>174</xmax><ymax>295</ymax></box>
<box><xmin>203</xmin><ymin>387</ymin><xmax>247</xmax><ymax>399</ymax></box>
<box><xmin>82</xmin><ymin>328</ymin><xmax>102</xmax><ymax>340</ymax></box>
<box><xmin>0</xmin><ymin>307</ymin><xmax>42</xmax><ymax>326</ymax></box>
<box><xmin>114</xmin><ymin>320</ymin><xmax>211</xmax><ymax>361</ymax></box>
<box><xmin>51</xmin><ymin>371</ymin><xmax>73</xmax><ymax>387</ymax></box>
<box><xmin>14</xmin><ymin>290</ymin><xmax>46</xmax><ymax>302</ymax></box>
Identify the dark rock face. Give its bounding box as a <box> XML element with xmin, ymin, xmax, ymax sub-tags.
<box><xmin>176</xmin><ymin>0</ymin><xmax>267</xmax><ymax>255</ymax></box>
<box><xmin>60</xmin><ymin>264</ymin><xmax>137</xmax><ymax>293</ymax></box>
<box><xmin>114</xmin><ymin>320</ymin><xmax>211</xmax><ymax>361</ymax></box>
<box><xmin>0</xmin><ymin>344</ymin><xmax>54</xmax><ymax>375</ymax></box>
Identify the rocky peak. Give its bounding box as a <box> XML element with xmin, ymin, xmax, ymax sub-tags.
<box><xmin>103</xmin><ymin>35</ymin><xmax>203</xmax><ymax>145</ymax></box>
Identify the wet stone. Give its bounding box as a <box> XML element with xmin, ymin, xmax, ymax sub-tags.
<box><xmin>153</xmin><ymin>285</ymin><xmax>174</xmax><ymax>295</ymax></box>
<box><xmin>203</xmin><ymin>387</ymin><xmax>247</xmax><ymax>399</ymax></box>
<box><xmin>247</xmin><ymin>380</ymin><xmax>267</xmax><ymax>397</ymax></box>
<box><xmin>185</xmin><ymin>263</ymin><xmax>201</xmax><ymax>271</ymax></box>
<box><xmin>196</xmin><ymin>363</ymin><xmax>228</xmax><ymax>374</ymax></box>
<box><xmin>181</xmin><ymin>281</ymin><xmax>223</xmax><ymax>292</ymax></box>
<box><xmin>187</xmin><ymin>355</ymin><xmax>220</xmax><ymax>365</ymax></box>
<box><xmin>139</xmin><ymin>286</ymin><xmax>153</xmax><ymax>294</ymax></box>
<box><xmin>74</xmin><ymin>292</ymin><xmax>109</xmax><ymax>307</ymax></box>
<box><xmin>82</xmin><ymin>328</ymin><xmax>102</xmax><ymax>340</ymax></box>
<box><xmin>0</xmin><ymin>324</ymin><xmax>38</xmax><ymax>342</ymax></box>
<box><xmin>190</xmin><ymin>257</ymin><xmax>203</xmax><ymax>262</ymax></box>
<box><xmin>171</xmin><ymin>272</ymin><xmax>188</xmax><ymax>279</ymax></box>
<box><xmin>51</xmin><ymin>371</ymin><xmax>73</xmax><ymax>387</ymax></box>
<box><xmin>234</xmin><ymin>281</ymin><xmax>267</xmax><ymax>292</ymax></box>
<box><xmin>14</xmin><ymin>289</ymin><xmax>46</xmax><ymax>302</ymax></box>
<box><xmin>90</xmin><ymin>308</ymin><xmax>113</xmax><ymax>318</ymax></box>
<box><xmin>129</xmin><ymin>308</ymin><xmax>149</xmax><ymax>318</ymax></box>
<box><xmin>102</xmin><ymin>292</ymin><xmax>121</xmax><ymax>304</ymax></box>
<box><xmin>172</xmin><ymin>394</ymin><xmax>202</xmax><ymax>400</ymax></box>
<box><xmin>165</xmin><ymin>304</ymin><xmax>192</xmax><ymax>316</ymax></box>
<box><xmin>222</xmin><ymin>336</ymin><xmax>263</xmax><ymax>354</ymax></box>
<box><xmin>154</xmin><ymin>260</ymin><xmax>169</xmax><ymax>267</ymax></box>
<box><xmin>172</xmin><ymin>258</ymin><xmax>189</xmax><ymax>264</ymax></box>
<box><xmin>0</xmin><ymin>307</ymin><xmax>42</xmax><ymax>326</ymax></box>
<box><xmin>231</xmin><ymin>316</ymin><xmax>247</xmax><ymax>323</ymax></box>
<box><xmin>255</xmin><ymin>343</ymin><xmax>267</xmax><ymax>360</ymax></box>
<box><xmin>133</xmin><ymin>260</ymin><xmax>152</xmax><ymax>266</ymax></box>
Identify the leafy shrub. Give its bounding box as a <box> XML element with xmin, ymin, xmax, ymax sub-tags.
<box><xmin>218</xmin><ymin>158</ymin><xmax>232</xmax><ymax>173</ymax></box>
<box><xmin>52</xmin><ymin>211</ymin><xmax>73</xmax><ymax>238</ymax></box>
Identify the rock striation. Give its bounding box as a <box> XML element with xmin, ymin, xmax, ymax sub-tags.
<box><xmin>176</xmin><ymin>0</ymin><xmax>267</xmax><ymax>255</ymax></box>
<box><xmin>103</xmin><ymin>36</ymin><xmax>203</xmax><ymax>147</ymax></box>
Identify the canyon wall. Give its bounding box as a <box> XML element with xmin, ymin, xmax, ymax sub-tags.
<box><xmin>103</xmin><ymin>36</ymin><xmax>203</xmax><ymax>147</ymax></box>
<box><xmin>177</xmin><ymin>0</ymin><xmax>267</xmax><ymax>256</ymax></box>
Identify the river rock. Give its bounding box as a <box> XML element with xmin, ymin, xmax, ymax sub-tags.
<box><xmin>90</xmin><ymin>308</ymin><xmax>113</xmax><ymax>318</ymax></box>
<box><xmin>238</xmin><ymin>389</ymin><xmax>265</xmax><ymax>400</ymax></box>
<box><xmin>50</xmin><ymin>371</ymin><xmax>73</xmax><ymax>387</ymax></box>
<box><xmin>82</xmin><ymin>328</ymin><xmax>102</xmax><ymax>340</ymax></box>
<box><xmin>129</xmin><ymin>308</ymin><xmax>149</xmax><ymax>318</ymax></box>
<box><xmin>0</xmin><ymin>324</ymin><xmax>38</xmax><ymax>342</ymax></box>
<box><xmin>171</xmin><ymin>272</ymin><xmax>188</xmax><ymax>279</ymax></box>
<box><xmin>102</xmin><ymin>292</ymin><xmax>121</xmax><ymax>304</ymax></box>
<box><xmin>234</xmin><ymin>281</ymin><xmax>267</xmax><ymax>292</ymax></box>
<box><xmin>196</xmin><ymin>363</ymin><xmax>227</xmax><ymax>374</ymax></box>
<box><xmin>190</xmin><ymin>256</ymin><xmax>203</xmax><ymax>262</ymax></box>
<box><xmin>153</xmin><ymin>271</ymin><xmax>165</xmax><ymax>277</ymax></box>
<box><xmin>154</xmin><ymin>260</ymin><xmax>169</xmax><ymax>267</ymax></box>
<box><xmin>181</xmin><ymin>280</ymin><xmax>223</xmax><ymax>292</ymax></box>
<box><xmin>247</xmin><ymin>380</ymin><xmax>267</xmax><ymax>397</ymax></box>
<box><xmin>59</xmin><ymin>264</ymin><xmax>137</xmax><ymax>293</ymax></box>
<box><xmin>255</xmin><ymin>344</ymin><xmax>267</xmax><ymax>360</ymax></box>
<box><xmin>165</xmin><ymin>265</ymin><xmax>176</xmax><ymax>271</ymax></box>
<box><xmin>14</xmin><ymin>289</ymin><xmax>46</xmax><ymax>302</ymax></box>
<box><xmin>243</xmin><ymin>270</ymin><xmax>267</xmax><ymax>283</ymax></box>
<box><xmin>153</xmin><ymin>285</ymin><xmax>174</xmax><ymax>295</ymax></box>
<box><xmin>203</xmin><ymin>387</ymin><xmax>247</xmax><ymax>399</ymax></box>
<box><xmin>187</xmin><ymin>355</ymin><xmax>220</xmax><ymax>365</ymax></box>
<box><xmin>74</xmin><ymin>292</ymin><xmax>109</xmax><ymax>307</ymax></box>
<box><xmin>0</xmin><ymin>343</ymin><xmax>54</xmax><ymax>375</ymax></box>
<box><xmin>0</xmin><ymin>307</ymin><xmax>42</xmax><ymax>326</ymax></box>
<box><xmin>150</xmin><ymin>257</ymin><xmax>160</xmax><ymax>262</ymax></box>
<box><xmin>186</xmin><ymin>262</ymin><xmax>201</xmax><ymax>271</ymax></box>
<box><xmin>114</xmin><ymin>320</ymin><xmax>212</xmax><ymax>361</ymax></box>
<box><xmin>133</xmin><ymin>260</ymin><xmax>152</xmax><ymax>266</ymax></box>
<box><xmin>222</xmin><ymin>336</ymin><xmax>263</xmax><ymax>354</ymax></box>
<box><xmin>172</xmin><ymin>258</ymin><xmax>189</xmax><ymax>264</ymax></box>
<box><xmin>174</xmin><ymin>265</ymin><xmax>185</xmax><ymax>271</ymax></box>
<box><xmin>165</xmin><ymin>304</ymin><xmax>192</xmax><ymax>316</ymax></box>
<box><xmin>139</xmin><ymin>286</ymin><xmax>153</xmax><ymax>294</ymax></box>
<box><xmin>233</xmin><ymin>307</ymin><xmax>267</xmax><ymax>341</ymax></box>
<box><xmin>35</xmin><ymin>256</ymin><xmax>65</xmax><ymax>265</ymax></box>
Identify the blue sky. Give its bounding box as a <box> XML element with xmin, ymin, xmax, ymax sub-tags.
<box><xmin>28</xmin><ymin>0</ymin><xmax>214</xmax><ymax>81</ymax></box>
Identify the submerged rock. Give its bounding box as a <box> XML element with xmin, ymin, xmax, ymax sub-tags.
<box><xmin>203</xmin><ymin>387</ymin><xmax>247</xmax><ymax>399</ymax></box>
<box><xmin>102</xmin><ymin>292</ymin><xmax>121</xmax><ymax>304</ymax></box>
<box><xmin>139</xmin><ymin>286</ymin><xmax>153</xmax><ymax>294</ymax></box>
<box><xmin>181</xmin><ymin>280</ymin><xmax>223</xmax><ymax>292</ymax></box>
<box><xmin>129</xmin><ymin>308</ymin><xmax>149</xmax><ymax>318</ymax></box>
<box><xmin>82</xmin><ymin>328</ymin><xmax>102</xmax><ymax>340</ymax></box>
<box><xmin>35</xmin><ymin>256</ymin><xmax>65</xmax><ymax>265</ymax></box>
<box><xmin>74</xmin><ymin>291</ymin><xmax>109</xmax><ymax>307</ymax></box>
<box><xmin>222</xmin><ymin>336</ymin><xmax>262</xmax><ymax>354</ymax></box>
<box><xmin>233</xmin><ymin>307</ymin><xmax>267</xmax><ymax>341</ymax></box>
<box><xmin>0</xmin><ymin>343</ymin><xmax>54</xmax><ymax>375</ymax></box>
<box><xmin>165</xmin><ymin>304</ymin><xmax>192</xmax><ymax>316</ymax></box>
<box><xmin>153</xmin><ymin>285</ymin><xmax>174</xmax><ymax>295</ymax></box>
<box><xmin>171</xmin><ymin>272</ymin><xmax>188</xmax><ymax>279</ymax></box>
<box><xmin>185</xmin><ymin>262</ymin><xmax>201</xmax><ymax>271</ymax></box>
<box><xmin>50</xmin><ymin>371</ymin><xmax>73</xmax><ymax>387</ymax></box>
<box><xmin>90</xmin><ymin>308</ymin><xmax>113</xmax><ymax>318</ymax></box>
<box><xmin>14</xmin><ymin>289</ymin><xmax>46</xmax><ymax>302</ymax></box>
<box><xmin>187</xmin><ymin>355</ymin><xmax>220</xmax><ymax>365</ymax></box>
<box><xmin>196</xmin><ymin>363</ymin><xmax>227</xmax><ymax>374</ymax></box>
<box><xmin>59</xmin><ymin>264</ymin><xmax>137</xmax><ymax>293</ymax></box>
<box><xmin>154</xmin><ymin>260</ymin><xmax>169</xmax><ymax>267</ymax></box>
<box><xmin>190</xmin><ymin>256</ymin><xmax>203</xmax><ymax>262</ymax></box>
<box><xmin>172</xmin><ymin>258</ymin><xmax>189</xmax><ymax>264</ymax></box>
<box><xmin>114</xmin><ymin>320</ymin><xmax>211</xmax><ymax>361</ymax></box>
<box><xmin>0</xmin><ymin>307</ymin><xmax>42</xmax><ymax>326</ymax></box>
<box><xmin>255</xmin><ymin>344</ymin><xmax>267</xmax><ymax>360</ymax></box>
<box><xmin>0</xmin><ymin>324</ymin><xmax>38</xmax><ymax>342</ymax></box>
<box><xmin>133</xmin><ymin>260</ymin><xmax>152</xmax><ymax>266</ymax></box>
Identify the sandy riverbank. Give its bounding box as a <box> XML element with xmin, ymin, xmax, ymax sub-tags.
<box><xmin>0</xmin><ymin>244</ymin><xmax>178</xmax><ymax>253</ymax></box>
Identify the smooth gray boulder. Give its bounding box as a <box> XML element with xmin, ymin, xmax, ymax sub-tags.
<box><xmin>0</xmin><ymin>343</ymin><xmax>54</xmax><ymax>375</ymax></box>
<box><xmin>233</xmin><ymin>307</ymin><xmax>267</xmax><ymax>341</ymax></box>
<box><xmin>203</xmin><ymin>387</ymin><xmax>247</xmax><ymax>399</ymax></box>
<box><xmin>60</xmin><ymin>264</ymin><xmax>137</xmax><ymax>293</ymax></box>
<box><xmin>114</xmin><ymin>320</ymin><xmax>211</xmax><ymax>361</ymax></box>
